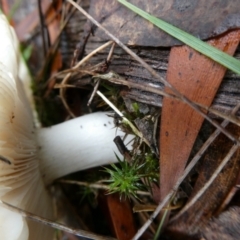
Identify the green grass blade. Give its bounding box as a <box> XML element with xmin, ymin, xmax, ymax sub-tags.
<box><xmin>118</xmin><ymin>0</ymin><xmax>240</xmax><ymax>75</ymax></box>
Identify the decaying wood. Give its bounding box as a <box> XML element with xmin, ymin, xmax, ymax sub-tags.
<box><xmin>84</xmin><ymin>38</ymin><xmax>240</xmax><ymax>117</ymax></box>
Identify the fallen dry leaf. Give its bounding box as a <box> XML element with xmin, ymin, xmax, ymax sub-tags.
<box><xmin>98</xmin><ymin>192</ymin><xmax>137</xmax><ymax>240</ymax></box>
<box><xmin>159</xmin><ymin>30</ymin><xmax>240</xmax><ymax>201</ymax></box>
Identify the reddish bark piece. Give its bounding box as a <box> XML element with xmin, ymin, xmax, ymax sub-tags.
<box><xmin>100</xmin><ymin>193</ymin><xmax>137</xmax><ymax>240</ymax></box>
<box><xmin>159</xmin><ymin>30</ymin><xmax>240</xmax><ymax>200</ymax></box>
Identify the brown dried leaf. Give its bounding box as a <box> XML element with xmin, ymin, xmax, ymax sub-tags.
<box><xmin>89</xmin><ymin>0</ymin><xmax>240</xmax><ymax>46</ymax></box>
<box><xmin>99</xmin><ymin>193</ymin><xmax>137</xmax><ymax>240</ymax></box>
<box><xmin>159</xmin><ymin>30</ymin><xmax>240</xmax><ymax>201</ymax></box>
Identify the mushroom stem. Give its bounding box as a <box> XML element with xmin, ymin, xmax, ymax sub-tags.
<box><xmin>37</xmin><ymin>112</ymin><xmax>134</xmax><ymax>185</ymax></box>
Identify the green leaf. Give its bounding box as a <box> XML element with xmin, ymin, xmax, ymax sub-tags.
<box><xmin>118</xmin><ymin>0</ymin><xmax>240</xmax><ymax>75</ymax></box>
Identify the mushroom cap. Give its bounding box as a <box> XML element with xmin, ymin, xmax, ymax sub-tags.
<box><xmin>0</xmin><ymin>14</ymin><xmax>54</xmax><ymax>240</ymax></box>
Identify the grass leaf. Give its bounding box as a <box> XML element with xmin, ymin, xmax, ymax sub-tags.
<box><xmin>118</xmin><ymin>0</ymin><xmax>240</xmax><ymax>75</ymax></box>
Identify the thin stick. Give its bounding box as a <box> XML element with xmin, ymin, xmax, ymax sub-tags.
<box><xmin>107</xmin><ymin>42</ymin><xmax>116</xmax><ymax>62</ymax></box>
<box><xmin>59</xmin><ymin>41</ymin><xmax>113</xmax><ymax>117</ymax></box>
<box><xmin>96</xmin><ymin>90</ymin><xmax>151</xmax><ymax>147</ymax></box>
<box><xmin>67</xmin><ymin>0</ymin><xmax>240</xmax><ymax>145</ymax></box>
<box><xmin>49</xmin><ymin>40</ymin><xmax>113</xmax><ymax>82</ymax></box>
<box><xmin>59</xmin><ymin>179</ymin><xmax>151</xmax><ymax>196</ymax></box>
<box><xmin>38</xmin><ymin>0</ymin><xmax>48</xmax><ymax>56</ymax></box>
<box><xmin>88</xmin><ymin>42</ymin><xmax>116</xmax><ymax>105</ymax></box>
<box><xmin>73</xmin><ymin>40</ymin><xmax>113</xmax><ymax>70</ymax></box>
<box><xmin>0</xmin><ymin>201</ymin><xmax>116</xmax><ymax>240</ymax></box>
<box><xmin>87</xmin><ymin>78</ymin><xmax>101</xmax><ymax>106</ymax></box>
<box><xmin>59</xmin><ymin>72</ymin><xmax>76</xmax><ymax>117</ymax></box>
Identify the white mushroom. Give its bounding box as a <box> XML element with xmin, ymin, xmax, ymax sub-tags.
<box><xmin>0</xmin><ymin>13</ymin><xmax>134</xmax><ymax>239</ymax></box>
<box><xmin>0</xmin><ymin>13</ymin><xmax>53</xmax><ymax>240</ymax></box>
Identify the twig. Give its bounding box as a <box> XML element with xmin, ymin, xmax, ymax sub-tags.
<box><xmin>107</xmin><ymin>42</ymin><xmax>116</xmax><ymax>62</ymax></box>
<box><xmin>87</xmin><ymin>42</ymin><xmax>115</xmax><ymax>106</ymax></box>
<box><xmin>49</xmin><ymin>40</ymin><xmax>113</xmax><ymax>83</ymax></box>
<box><xmin>59</xmin><ymin>41</ymin><xmax>113</xmax><ymax>117</ymax></box>
<box><xmin>73</xmin><ymin>40</ymin><xmax>113</xmax><ymax>70</ymax></box>
<box><xmin>131</xmin><ymin>197</ymin><xmax>157</xmax><ymax>234</ymax></box>
<box><xmin>38</xmin><ymin>0</ymin><xmax>49</xmax><ymax>56</ymax></box>
<box><xmin>87</xmin><ymin>41</ymin><xmax>116</xmax><ymax>106</ymax></box>
<box><xmin>0</xmin><ymin>200</ymin><xmax>116</xmax><ymax>240</ymax></box>
<box><xmin>217</xmin><ymin>169</ymin><xmax>240</xmax><ymax>214</ymax></box>
<box><xmin>59</xmin><ymin>179</ymin><xmax>151</xmax><ymax>196</ymax></box>
<box><xmin>96</xmin><ymin>90</ymin><xmax>152</xmax><ymax>148</ymax></box>
<box><xmin>37</xmin><ymin>0</ymin><xmax>79</xmax><ymax>86</ymax></box>
<box><xmin>54</xmin><ymin>83</ymin><xmax>76</xmax><ymax>88</ymax></box>
<box><xmin>87</xmin><ymin>78</ymin><xmax>101</xmax><ymax>106</ymax></box>
<box><xmin>66</xmin><ymin>0</ymin><xmax>240</xmax><ymax>145</ymax></box>
<box><xmin>63</xmin><ymin>41</ymin><xmax>112</xmax><ymax>74</ymax></box>
<box><xmin>59</xmin><ymin>72</ymin><xmax>76</xmax><ymax>117</ymax></box>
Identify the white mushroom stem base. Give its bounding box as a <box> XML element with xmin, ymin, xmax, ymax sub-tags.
<box><xmin>37</xmin><ymin>112</ymin><xmax>134</xmax><ymax>185</ymax></box>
